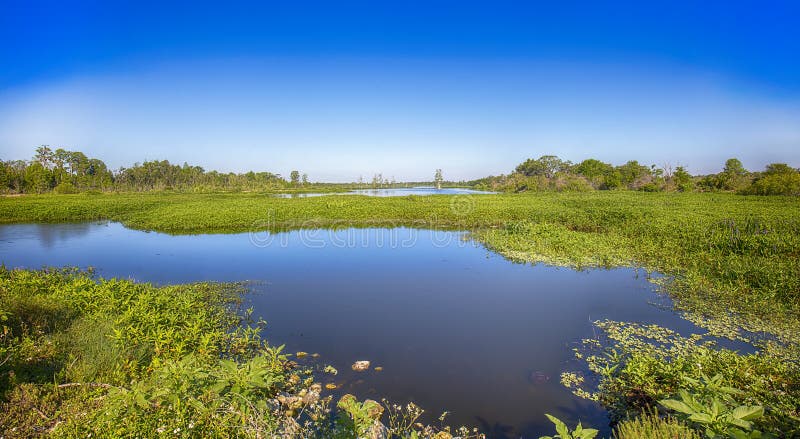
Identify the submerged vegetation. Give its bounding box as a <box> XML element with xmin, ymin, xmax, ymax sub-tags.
<box><xmin>2</xmin><ymin>189</ymin><xmax>799</xmax><ymax>436</ymax></box>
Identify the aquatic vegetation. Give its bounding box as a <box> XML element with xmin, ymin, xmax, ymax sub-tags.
<box><xmin>612</xmin><ymin>410</ymin><xmax>702</xmax><ymax>439</ymax></box>
<box><xmin>566</xmin><ymin>320</ymin><xmax>800</xmax><ymax>436</ymax></box>
<box><xmin>659</xmin><ymin>385</ymin><xmax>766</xmax><ymax>438</ymax></box>
<box><xmin>336</xmin><ymin>394</ymin><xmax>385</xmax><ymax>437</ymax></box>
<box><xmin>2</xmin><ymin>191</ymin><xmax>799</xmax><ymax>436</ymax></box>
<box><xmin>539</xmin><ymin>414</ymin><xmax>599</xmax><ymax>439</ymax></box>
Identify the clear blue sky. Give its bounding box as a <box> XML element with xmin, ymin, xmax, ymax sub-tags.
<box><xmin>1</xmin><ymin>1</ymin><xmax>799</xmax><ymax>181</ymax></box>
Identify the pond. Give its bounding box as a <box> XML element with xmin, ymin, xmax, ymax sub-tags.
<box><xmin>271</xmin><ymin>187</ymin><xmax>495</xmax><ymax>198</ymax></box>
<box><xmin>0</xmin><ymin>222</ymin><xmax>704</xmax><ymax>438</ymax></box>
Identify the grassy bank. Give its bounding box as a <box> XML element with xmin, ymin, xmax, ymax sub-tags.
<box><xmin>2</xmin><ymin>191</ymin><xmax>799</xmax><ymax>436</ymax></box>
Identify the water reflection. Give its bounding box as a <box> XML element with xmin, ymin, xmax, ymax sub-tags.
<box><xmin>0</xmin><ymin>222</ymin><xmax>96</xmax><ymax>249</ymax></box>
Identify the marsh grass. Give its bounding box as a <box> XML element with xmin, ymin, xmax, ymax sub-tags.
<box><xmin>613</xmin><ymin>410</ymin><xmax>702</xmax><ymax>439</ymax></box>
<box><xmin>2</xmin><ymin>191</ymin><xmax>800</xmax><ymax>436</ymax></box>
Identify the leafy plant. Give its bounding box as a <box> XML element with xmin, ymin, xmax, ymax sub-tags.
<box><xmin>659</xmin><ymin>376</ymin><xmax>771</xmax><ymax>439</ymax></box>
<box><xmin>539</xmin><ymin>414</ymin><xmax>598</xmax><ymax>439</ymax></box>
<box><xmin>336</xmin><ymin>394</ymin><xmax>385</xmax><ymax>437</ymax></box>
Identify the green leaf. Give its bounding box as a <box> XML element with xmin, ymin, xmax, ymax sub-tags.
<box><xmin>721</xmin><ymin>386</ymin><xmax>744</xmax><ymax>395</ymax></box>
<box><xmin>689</xmin><ymin>412</ymin><xmax>713</xmax><ymax>424</ymax></box>
<box><xmin>732</xmin><ymin>405</ymin><xmax>764</xmax><ymax>421</ymax></box>
<box><xmin>545</xmin><ymin>414</ymin><xmax>569</xmax><ymax>438</ymax></box>
<box><xmin>730</xmin><ymin>429</ymin><xmax>750</xmax><ymax>439</ymax></box>
<box><xmin>659</xmin><ymin>399</ymin><xmax>695</xmax><ymax>415</ymax></box>
<box><xmin>188</xmin><ymin>398</ymin><xmax>205</xmax><ymax>411</ymax></box>
<box><xmin>729</xmin><ymin>417</ymin><xmax>753</xmax><ymax>430</ymax></box>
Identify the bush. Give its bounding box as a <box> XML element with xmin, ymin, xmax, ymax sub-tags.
<box><xmin>742</xmin><ymin>172</ymin><xmax>800</xmax><ymax>196</ymax></box>
<box><xmin>53</xmin><ymin>182</ymin><xmax>78</xmax><ymax>194</ymax></box>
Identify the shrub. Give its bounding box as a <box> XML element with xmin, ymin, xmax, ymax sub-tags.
<box><xmin>53</xmin><ymin>182</ymin><xmax>78</xmax><ymax>194</ymax></box>
<box><xmin>613</xmin><ymin>411</ymin><xmax>700</xmax><ymax>439</ymax></box>
<box><xmin>742</xmin><ymin>172</ymin><xmax>800</xmax><ymax>196</ymax></box>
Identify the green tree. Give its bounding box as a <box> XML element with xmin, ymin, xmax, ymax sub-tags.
<box><xmin>616</xmin><ymin>160</ymin><xmax>650</xmax><ymax>188</ymax></box>
<box><xmin>723</xmin><ymin>158</ymin><xmax>746</xmax><ymax>176</ymax></box>
<box><xmin>34</xmin><ymin>145</ymin><xmax>54</xmax><ymax>169</ymax></box>
<box><xmin>673</xmin><ymin>166</ymin><xmax>693</xmax><ymax>192</ymax></box>
<box><xmin>3</xmin><ymin>160</ymin><xmax>26</xmax><ymax>192</ymax></box>
<box><xmin>53</xmin><ymin>148</ymin><xmax>71</xmax><ymax>184</ymax></box>
<box><xmin>764</xmin><ymin>163</ymin><xmax>795</xmax><ymax>176</ymax></box>
<box><xmin>434</xmin><ymin>169</ymin><xmax>443</xmax><ymax>189</ymax></box>
<box><xmin>715</xmin><ymin>157</ymin><xmax>750</xmax><ymax>190</ymax></box>
<box><xmin>516</xmin><ymin>155</ymin><xmax>568</xmax><ymax>178</ymax></box>
<box><xmin>574</xmin><ymin>159</ymin><xmax>614</xmax><ymax>189</ymax></box>
<box><xmin>0</xmin><ymin>161</ymin><xmax>9</xmax><ymax>192</ymax></box>
<box><xmin>290</xmin><ymin>170</ymin><xmax>300</xmax><ymax>186</ymax></box>
<box><xmin>744</xmin><ymin>163</ymin><xmax>800</xmax><ymax>195</ymax></box>
<box><xmin>23</xmin><ymin>162</ymin><xmax>54</xmax><ymax>193</ymax></box>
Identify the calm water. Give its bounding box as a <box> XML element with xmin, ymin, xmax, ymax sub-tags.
<box><xmin>272</xmin><ymin>187</ymin><xmax>495</xmax><ymax>198</ymax></box>
<box><xmin>0</xmin><ymin>222</ymin><xmax>703</xmax><ymax>438</ymax></box>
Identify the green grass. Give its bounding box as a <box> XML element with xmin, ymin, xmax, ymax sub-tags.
<box><xmin>0</xmin><ymin>267</ymin><xmax>285</xmax><ymax>436</ymax></box>
<box><xmin>2</xmin><ymin>191</ymin><xmax>799</xmax><ymax>436</ymax></box>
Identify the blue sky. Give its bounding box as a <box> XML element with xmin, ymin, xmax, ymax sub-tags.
<box><xmin>1</xmin><ymin>1</ymin><xmax>799</xmax><ymax>181</ymax></box>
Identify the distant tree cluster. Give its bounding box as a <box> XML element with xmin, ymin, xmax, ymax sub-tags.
<box><xmin>472</xmin><ymin>155</ymin><xmax>800</xmax><ymax>195</ymax></box>
<box><xmin>2</xmin><ymin>147</ymin><xmax>798</xmax><ymax>196</ymax></box>
<box><xmin>0</xmin><ymin>146</ymin><xmax>114</xmax><ymax>194</ymax></box>
<box><xmin>0</xmin><ymin>146</ymin><xmax>288</xmax><ymax>194</ymax></box>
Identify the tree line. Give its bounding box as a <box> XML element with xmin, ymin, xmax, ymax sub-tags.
<box><xmin>2</xmin><ymin>147</ymin><xmax>798</xmax><ymax>195</ymax></box>
<box><xmin>0</xmin><ymin>146</ymin><xmax>305</xmax><ymax>194</ymax></box>
<box><xmin>0</xmin><ymin>146</ymin><xmax>449</xmax><ymax>194</ymax></box>
<box><xmin>470</xmin><ymin>155</ymin><xmax>800</xmax><ymax>195</ymax></box>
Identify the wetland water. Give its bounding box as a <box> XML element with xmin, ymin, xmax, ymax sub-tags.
<box><xmin>272</xmin><ymin>187</ymin><xmax>495</xmax><ymax>197</ymax></box>
<box><xmin>0</xmin><ymin>222</ymin><xmax>705</xmax><ymax>438</ymax></box>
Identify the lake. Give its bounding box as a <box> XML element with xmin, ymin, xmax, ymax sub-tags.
<box><xmin>272</xmin><ymin>187</ymin><xmax>495</xmax><ymax>198</ymax></box>
<box><xmin>0</xmin><ymin>222</ymin><xmax>705</xmax><ymax>438</ymax></box>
